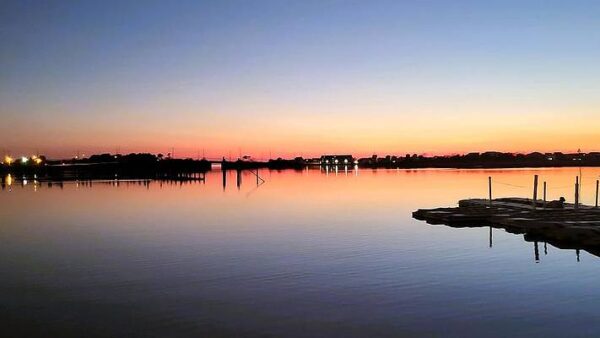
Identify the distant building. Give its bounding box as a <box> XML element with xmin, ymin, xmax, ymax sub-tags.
<box><xmin>306</xmin><ymin>158</ymin><xmax>322</xmax><ymax>165</ymax></box>
<box><xmin>320</xmin><ymin>155</ymin><xmax>354</xmax><ymax>166</ymax></box>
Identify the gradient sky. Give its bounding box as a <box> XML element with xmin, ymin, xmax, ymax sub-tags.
<box><xmin>2</xmin><ymin>0</ymin><xmax>600</xmax><ymax>159</ymax></box>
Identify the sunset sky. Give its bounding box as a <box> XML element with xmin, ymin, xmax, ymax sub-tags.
<box><xmin>2</xmin><ymin>0</ymin><xmax>600</xmax><ymax>159</ymax></box>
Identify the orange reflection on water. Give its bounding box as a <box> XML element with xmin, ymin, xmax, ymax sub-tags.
<box><xmin>2</xmin><ymin>167</ymin><xmax>600</xmax><ymax>229</ymax></box>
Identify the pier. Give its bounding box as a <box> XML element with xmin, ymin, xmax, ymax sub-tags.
<box><xmin>414</xmin><ymin>197</ymin><xmax>600</xmax><ymax>257</ymax></box>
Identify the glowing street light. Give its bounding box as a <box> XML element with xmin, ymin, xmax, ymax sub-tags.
<box><xmin>21</xmin><ymin>156</ymin><xmax>29</xmax><ymax>164</ymax></box>
<box><xmin>4</xmin><ymin>155</ymin><xmax>13</xmax><ymax>165</ymax></box>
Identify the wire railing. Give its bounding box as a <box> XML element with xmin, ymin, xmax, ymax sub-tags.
<box><xmin>487</xmin><ymin>174</ymin><xmax>600</xmax><ymax>207</ymax></box>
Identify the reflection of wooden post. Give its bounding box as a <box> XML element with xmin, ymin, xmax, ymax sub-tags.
<box><xmin>488</xmin><ymin>176</ymin><xmax>492</xmax><ymax>207</ymax></box>
<box><xmin>596</xmin><ymin>180</ymin><xmax>600</xmax><ymax>208</ymax></box>
<box><xmin>575</xmin><ymin>176</ymin><xmax>580</xmax><ymax>210</ymax></box>
<box><xmin>532</xmin><ymin>175</ymin><xmax>538</xmax><ymax>210</ymax></box>
<box><xmin>543</xmin><ymin>181</ymin><xmax>547</xmax><ymax>209</ymax></box>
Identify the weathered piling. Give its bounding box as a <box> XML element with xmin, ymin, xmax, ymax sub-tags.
<box><xmin>595</xmin><ymin>180</ymin><xmax>600</xmax><ymax>208</ymax></box>
<box><xmin>543</xmin><ymin>181</ymin><xmax>547</xmax><ymax>209</ymax></box>
<box><xmin>575</xmin><ymin>176</ymin><xmax>580</xmax><ymax>210</ymax></box>
<box><xmin>532</xmin><ymin>175</ymin><xmax>539</xmax><ymax>210</ymax></box>
<box><xmin>488</xmin><ymin>176</ymin><xmax>492</xmax><ymax>207</ymax></box>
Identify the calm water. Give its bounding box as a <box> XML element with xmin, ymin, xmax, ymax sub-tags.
<box><xmin>1</xmin><ymin>168</ymin><xmax>600</xmax><ymax>337</ymax></box>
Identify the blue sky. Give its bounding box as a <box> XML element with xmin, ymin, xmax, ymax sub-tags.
<box><xmin>2</xmin><ymin>0</ymin><xmax>600</xmax><ymax>157</ymax></box>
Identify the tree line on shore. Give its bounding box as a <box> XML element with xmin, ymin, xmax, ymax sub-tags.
<box><xmin>2</xmin><ymin>151</ymin><xmax>600</xmax><ymax>176</ymax></box>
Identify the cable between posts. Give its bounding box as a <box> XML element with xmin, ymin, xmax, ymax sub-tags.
<box><xmin>493</xmin><ymin>181</ymin><xmax>529</xmax><ymax>189</ymax></box>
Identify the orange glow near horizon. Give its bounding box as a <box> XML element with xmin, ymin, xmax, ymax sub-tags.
<box><xmin>3</xmin><ymin>108</ymin><xmax>600</xmax><ymax>159</ymax></box>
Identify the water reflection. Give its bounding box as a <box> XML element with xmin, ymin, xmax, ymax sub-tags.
<box><xmin>420</xmin><ymin>216</ymin><xmax>599</xmax><ymax>262</ymax></box>
<box><xmin>2</xmin><ymin>167</ymin><xmax>600</xmax><ymax>337</ymax></box>
<box><xmin>2</xmin><ymin>174</ymin><xmax>12</xmax><ymax>190</ymax></box>
<box><xmin>5</xmin><ymin>167</ymin><xmax>600</xmax><ymax>263</ymax></box>
<box><xmin>2</xmin><ymin>166</ymin><xmax>358</xmax><ymax>192</ymax></box>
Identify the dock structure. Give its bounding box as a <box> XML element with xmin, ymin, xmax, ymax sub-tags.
<box><xmin>413</xmin><ymin>197</ymin><xmax>600</xmax><ymax>256</ymax></box>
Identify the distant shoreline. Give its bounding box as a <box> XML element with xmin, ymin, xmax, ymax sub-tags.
<box><xmin>2</xmin><ymin>151</ymin><xmax>599</xmax><ymax>178</ymax></box>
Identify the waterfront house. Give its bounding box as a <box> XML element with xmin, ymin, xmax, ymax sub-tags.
<box><xmin>320</xmin><ymin>155</ymin><xmax>354</xmax><ymax>166</ymax></box>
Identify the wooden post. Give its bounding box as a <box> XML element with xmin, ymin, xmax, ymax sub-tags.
<box><xmin>596</xmin><ymin>180</ymin><xmax>600</xmax><ymax>208</ymax></box>
<box><xmin>575</xmin><ymin>176</ymin><xmax>579</xmax><ymax>210</ymax></box>
<box><xmin>532</xmin><ymin>175</ymin><xmax>538</xmax><ymax>210</ymax></box>
<box><xmin>543</xmin><ymin>181</ymin><xmax>547</xmax><ymax>209</ymax></box>
<box><xmin>256</xmin><ymin>169</ymin><xmax>259</xmax><ymax>185</ymax></box>
<box><xmin>488</xmin><ymin>176</ymin><xmax>492</xmax><ymax>207</ymax></box>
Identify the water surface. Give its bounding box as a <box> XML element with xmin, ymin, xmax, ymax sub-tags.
<box><xmin>1</xmin><ymin>168</ymin><xmax>599</xmax><ymax>337</ymax></box>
